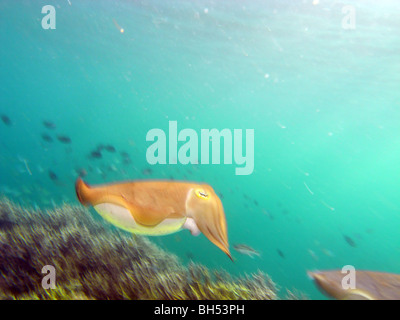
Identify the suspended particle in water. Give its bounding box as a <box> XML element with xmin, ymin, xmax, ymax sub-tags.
<box><xmin>304</xmin><ymin>182</ymin><xmax>314</xmax><ymax>195</ymax></box>
<box><xmin>276</xmin><ymin>121</ymin><xmax>286</xmax><ymax>129</ymax></box>
<box><xmin>308</xmin><ymin>249</ymin><xmax>318</xmax><ymax>261</ymax></box>
<box><xmin>113</xmin><ymin>19</ymin><xmax>124</xmax><ymax>33</ymax></box>
<box><xmin>24</xmin><ymin>159</ymin><xmax>32</xmax><ymax>176</ymax></box>
<box><xmin>321</xmin><ymin>200</ymin><xmax>335</xmax><ymax>211</ymax></box>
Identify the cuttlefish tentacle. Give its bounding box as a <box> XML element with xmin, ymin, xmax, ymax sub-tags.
<box><xmin>182</xmin><ymin>217</ymin><xmax>201</xmax><ymax>236</ymax></box>
<box><xmin>185</xmin><ymin>187</ymin><xmax>231</xmax><ymax>260</ymax></box>
<box><xmin>75</xmin><ymin>178</ymin><xmax>232</xmax><ymax>260</ymax></box>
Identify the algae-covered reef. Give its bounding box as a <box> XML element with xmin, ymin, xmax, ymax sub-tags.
<box><xmin>0</xmin><ymin>197</ymin><xmax>278</xmax><ymax>300</ymax></box>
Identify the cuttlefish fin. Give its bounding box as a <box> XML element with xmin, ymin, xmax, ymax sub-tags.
<box><xmin>75</xmin><ymin>178</ymin><xmax>177</xmax><ymax>227</ymax></box>
<box><xmin>341</xmin><ymin>290</ymin><xmax>374</xmax><ymax>300</ymax></box>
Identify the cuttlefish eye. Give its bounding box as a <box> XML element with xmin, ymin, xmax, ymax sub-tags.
<box><xmin>195</xmin><ymin>189</ymin><xmax>209</xmax><ymax>199</ymax></box>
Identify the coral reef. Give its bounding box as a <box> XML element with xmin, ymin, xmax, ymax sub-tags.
<box><xmin>0</xmin><ymin>197</ymin><xmax>278</xmax><ymax>300</ymax></box>
<box><xmin>284</xmin><ymin>289</ymin><xmax>309</xmax><ymax>300</ymax></box>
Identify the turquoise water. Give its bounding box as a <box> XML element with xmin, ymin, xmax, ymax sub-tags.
<box><xmin>1</xmin><ymin>0</ymin><xmax>400</xmax><ymax>299</ymax></box>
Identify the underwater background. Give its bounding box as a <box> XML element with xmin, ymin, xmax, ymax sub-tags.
<box><xmin>0</xmin><ymin>0</ymin><xmax>399</xmax><ymax>300</ymax></box>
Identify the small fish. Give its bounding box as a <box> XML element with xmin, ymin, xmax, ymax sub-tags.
<box><xmin>308</xmin><ymin>249</ymin><xmax>318</xmax><ymax>261</ymax></box>
<box><xmin>120</xmin><ymin>151</ymin><xmax>130</xmax><ymax>158</ymax></box>
<box><xmin>43</xmin><ymin>120</ymin><xmax>56</xmax><ymax>129</ymax></box>
<box><xmin>277</xmin><ymin>249</ymin><xmax>285</xmax><ymax>259</ymax></box>
<box><xmin>142</xmin><ymin>168</ymin><xmax>153</xmax><ymax>175</ymax></box>
<box><xmin>65</xmin><ymin>146</ymin><xmax>73</xmax><ymax>154</ymax></box>
<box><xmin>233</xmin><ymin>244</ymin><xmax>260</xmax><ymax>258</ymax></box>
<box><xmin>94</xmin><ymin>167</ymin><xmax>103</xmax><ymax>175</ymax></box>
<box><xmin>254</xmin><ymin>200</ymin><xmax>259</xmax><ymax>206</ymax></box>
<box><xmin>282</xmin><ymin>209</ymin><xmax>289</xmax><ymax>215</ymax></box>
<box><xmin>344</xmin><ymin>235</ymin><xmax>356</xmax><ymax>247</ymax></box>
<box><xmin>322</xmin><ymin>248</ymin><xmax>334</xmax><ymax>257</ymax></box>
<box><xmin>262</xmin><ymin>208</ymin><xmax>274</xmax><ymax>220</ymax></box>
<box><xmin>90</xmin><ymin>150</ymin><xmax>102</xmax><ymax>159</ymax></box>
<box><xmin>123</xmin><ymin>158</ymin><xmax>132</xmax><ymax>165</ymax></box>
<box><xmin>186</xmin><ymin>252</ymin><xmax>194</xmax><ymax>260</ymax></box>
<box><xmin>41</xmin><ymin>133</ymin><xmax>53</xmax><ymax>142</ymax></box>
<box><xmin>105</xmin><ymin>145</ymin><xmax>116</xmax><ymax>152</ymax></box>
<box><xmin>48</xmin><ymin>170</ymin><xmax>58</xmax><ymax>181</ymax></box>
<box><xmin>1</xmin><ymin>115</ymin><xmax>12</xmax><ymax>126</ymax></box>
<box><xmin>57</xmin><ymin>135</ymin><xmax>71</xmax><ymax>144</ymax></box>
<box><xmin>76</xmin><ymin>168</ymin><xmax>87</xmax><ymax>178</ymax></box>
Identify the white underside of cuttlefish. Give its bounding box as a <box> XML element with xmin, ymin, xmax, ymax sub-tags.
<box><xmin>94</xmin><ymin>203</ymin><xmax>200</xmax><ymax>236</ymax></box>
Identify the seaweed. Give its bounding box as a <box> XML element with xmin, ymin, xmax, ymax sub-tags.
<box><xmin>0</xmin><ymin>197</ymin><xmax>279</xmax><ymax>300</ymax></box>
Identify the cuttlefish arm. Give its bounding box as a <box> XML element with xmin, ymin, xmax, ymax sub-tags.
<box><xmin>75</xmin><ymin>178</ymin><xmax>232</xmax><ymax>260</ymax></box>
<box><xmin>185</xmin><ymin>186</ymin><xmax>231</xmax><ymax>260</ymax></box>
<box><xmin>308</xmin><ymin>270</ymin><xmax>400</xmax><ymax>300</ymax></box>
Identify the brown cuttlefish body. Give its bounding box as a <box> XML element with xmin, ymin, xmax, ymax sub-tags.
<box><xmin>308</xmin><ymin>269</ymin><xmax>400</xmax><ymax>300</ymax></box>
<box><xmin>75</xmin><ymin>178</ymin><xmax>232</xmax><ymax>260</ymax></box>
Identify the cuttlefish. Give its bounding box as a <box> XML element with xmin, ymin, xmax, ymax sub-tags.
<box><xmin>75</xmin><ymin>178</ymin><xmax>232</xmax><ymax>260</ymax></box>
<box><xmin>308</xmin><ymin>270</ymin><xmax>400</xmax><ymax>300</ymax></box>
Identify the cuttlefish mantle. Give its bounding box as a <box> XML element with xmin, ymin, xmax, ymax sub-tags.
<box><xmin>75</xmin><ymin>178</ymin><xmax>232</xmax><ymax>260</ymax></box>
